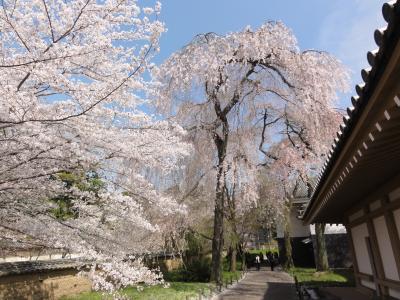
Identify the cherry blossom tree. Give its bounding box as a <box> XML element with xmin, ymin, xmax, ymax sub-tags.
<box><xmin>154</xmin><ymin>22</ymin><xmax>348</xmax><ymax>282</ymax></box>
<box><xmin>0</xmin><ymin>0</ymin><xmax>191</xmax><ymax>293</ymax></box>
<box><xmin>257</xmin><ymin>135</ymin><xmax>334</xmax><ymax>270</ymax></box>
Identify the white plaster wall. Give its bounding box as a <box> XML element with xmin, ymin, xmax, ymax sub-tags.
<box><xmin>276</xmin><ymin>209</ymin><xmax>310</xmax><ymax>238</ymax></box>
<box><xmin>389</xmin><ymin>288</ymin><xmax>400</xmax><ymax>299</ymax></box>
<box><xmin>291</xmin><ymin>210</ymin><xmax>311</xmax><ymax>237</ymax></box>
<box><xmin>373</xmin><ymin>216</ymin><xmax>400</xmax><ymax>281</ymax></box>
<box><xmin>351</xmin><ymin>223</ymin><xmax>373</xmax><ymax>275</ymax></box>
<box><xmin>276</xmin><ymin>220</ymin><xmax>284</xmax><ymax>238</ymax></box>
<box><xmin>277</xmin><ymin>215</ymin><xmax>346</xmax><ymax>238</ymax></box>
<box><xmin>394</xmin><ymin>208</ymin><xmax>400</xmax><ymax>240</ymax></box>
<box><xmin>385</xmin><ymin>186</ymin><xmax>400</xmax><ymax>299</ymax></box>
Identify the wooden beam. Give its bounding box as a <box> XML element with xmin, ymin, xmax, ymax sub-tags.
<box><xmin>348</xmin><ymin>199</ymin><xmax>400</xmax><ymax>227</ymax></box>
<box><xmin>355</xmin><ymin>271</ymin><xmax>374</xmax><ymax>281</ymax></box>
<box><xmin>346</xmin><ymin>171</ymin><xmax>400</xmax><ymax>217</ymax></box>
<box><xmin>376</xmin><ymin>277</ymin><xmax>400</xmax><ymax>290</ymax></box>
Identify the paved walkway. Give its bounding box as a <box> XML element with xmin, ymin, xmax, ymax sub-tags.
<box><xmin>216</xmin><ymin>268</ymin><xmax>297</xmax><ymax>300</ymax></box>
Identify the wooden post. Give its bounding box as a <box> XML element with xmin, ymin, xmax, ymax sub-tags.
<box><xmin>383</xmin><ymin>196</ymin><xmax>400</xmax><ymax>278</ymax></box>
<box><xmin>346</xmin><ymin>224</ymin><xmax>361</xmax><ymax>287</ymax></box>
<box><xmin>365</xmin><ymin>236</ymin><xmax>381</xmax><ymax>296</ymax></box>
<box><xmin>366</xmin><ymin>218</ymin><xmax>388</xmax><ymax>297</ymax></box>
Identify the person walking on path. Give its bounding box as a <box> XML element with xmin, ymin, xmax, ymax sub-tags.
<box><xmin>255</xmin><ymin>255</ymin><xmax>261</xmax><ymax>271</ymax></box>
<box><xmin>267</xmin><ymin>251</ymin><xmax>275</xmax><ymax>271</ymax></box>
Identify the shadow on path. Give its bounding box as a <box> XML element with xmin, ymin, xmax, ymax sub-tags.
<box><xmin>218</xmin><ymin>269</ymin><xmax>297</xmax><ymax>300</ymax></box>
<box><xmin>262</xmin><ymin>282</ymin><xmax>297</xmax><ymax>300</ymax></box>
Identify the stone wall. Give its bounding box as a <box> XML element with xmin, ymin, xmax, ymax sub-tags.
<box><xmin>311</xmin><ymin>233</ymin><xmax>352</xmax><ymax>268</ymax></box>
<box><xmin>0</xmin><ymin>269</ymin><xmax>91</xmax><ymax>300</ymax></box>
<box><xmin>277</xmin><ymin>234</ymin><xmax>352</xmax><ymax>269</ymax></box>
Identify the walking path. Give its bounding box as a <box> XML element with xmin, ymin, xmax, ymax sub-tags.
<box><xmin>216</xmin><ymin>268</ymin><xmax>297</xmax><ymax>300</ymax></box>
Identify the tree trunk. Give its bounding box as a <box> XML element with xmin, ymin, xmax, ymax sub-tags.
<box><xmin>283</xmin><ymin>219</ymin><xmax>294</xmax><ymax>269</ymax></box>
<box><xmin>238</xmin><ymin>241</ymin><xmax>247</xmax><ymax>271</ymax></box>
<box><xmin>210</xmin><ymin>147</ymin><xmax>226</xmax><ymax>283</ymax></box>
<box><xmin>283</xmin><ymin>201</ymin><xmax>294</xmax><ymax>270</ymax></box>
<box><xmin>227</xmin><ymin>191</ymin><xmax>238</xmax><ymax>273</ymax></box>
<box><xmin>209</xmin><ymin>86</ymin><xmax>231</xmax><ymax>283</ymax></box>
<box><xmin>229</xmin><ymin>245</ymin><xmax>237</xmax><ymax>272</ymax></box>
<box><xmin>228</xmin><ymin>230</ymin><xmax>238</xmax><ymax>272</ymax></box>
<box><xmin>226</xmin><ymin>226</ymin><xmax>238</xmax><ymax>273</ymax></box>
<box><xmin>315</xmin><ymin>223</ymin><xmax>329</xmax><ymax>271</ymax></box>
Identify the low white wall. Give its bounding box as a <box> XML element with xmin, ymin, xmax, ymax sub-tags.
<box><xmin>0</xmin><ymin>253</ymin><xmax>81</xmax><ymax>263</ymax></box>
<box><xmin>309</xmin><ymin>224</ymin><xmax>346</xmax><ymax>235</ymax></box>
<box><xmin>277</xmin><ymin>213</ymin><xmax>346</xmax><ymax>238</ymax></box>
<box><xmin>373</xmin><ymin>216</ymin><xmax>400</xmax><ymax>281</ymax></box>
<box><xmin>351</xmin><ymin>223</ymin><xmax>373</xmax><ymax>276</ymax></box>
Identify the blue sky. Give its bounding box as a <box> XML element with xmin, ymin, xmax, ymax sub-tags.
<box><xmin>155</xmin><ymin>0</ymin><xmax>387</xmax><ymax>108</ymax></box>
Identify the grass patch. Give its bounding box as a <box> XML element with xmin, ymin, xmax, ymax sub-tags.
<box><xmin>221</xmin><ymin>256</ymin><xmax>245</xmax><ymax>284</ymax></box>
<box><xmin>222</xmin><ymin>270</ymin><xmax>242</xmax><ymax>284</ymax></box>
<box><xmin>61</xmin><ymin>282</ymin><xmax>214</xmax><ymax>300</ymax></box>
<box><xmin>289</xmin><ymin>267</ymin><xmax>355</xmax><ymax>288</ymax></box>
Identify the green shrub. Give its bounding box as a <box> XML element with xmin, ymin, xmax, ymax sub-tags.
<box><xmin>182</xmin><ymin>256</ymin><xmax>211</xmax><ymax>282</ymax></box>
<box><xmin>164</xmin><ymin>256</ymin><xmax>211</xmax><ymax>282</ymax></box>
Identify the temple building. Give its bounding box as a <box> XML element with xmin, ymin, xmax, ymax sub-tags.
<box><xmin>302</xmin><ymin>1</ymin><xmax>400</xmax><ymax>298</ymax></box>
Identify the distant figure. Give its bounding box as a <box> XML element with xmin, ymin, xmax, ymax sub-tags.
<box><xmin>267</xmin><ymin>252</ymin><xmax>274</xmax><ymax>271</ymax></box>
<box><xmin>273</xmin><ymin>252</ymin><xmax>279</xmax><ymax>266</ymax></box>
<box><xmin>255</xmin><ymin>255</ymin><xmax>261</xmax><ymax>271</ymax></box>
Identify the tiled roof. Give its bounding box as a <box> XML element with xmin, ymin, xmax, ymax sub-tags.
<box><xmin>0</xmin><ymin>259</ymin><xmax>84</xmax><ymax>277</ymax></box>
<box><xmin>303</xmin><ymin>0</ymin><xmax>400</xmax><ymax>220</ymax></box>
